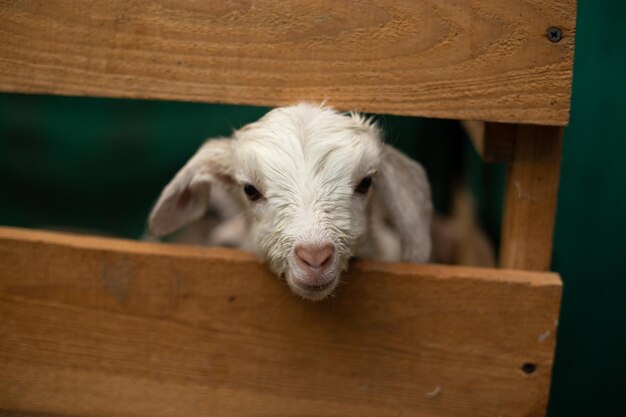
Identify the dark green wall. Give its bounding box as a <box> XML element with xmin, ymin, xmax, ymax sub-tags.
<box><xmin>0</xmin><ymin>96</ymin><xmax>461</xmax><ymax>236</ymax></box>
<box><xmin>1</xmin><ymin>1</ymin><xmax>624</xmax><ymax>415</ymax></box>
<box><xmin>548</xmin><ymin>1</ymin><xmax>626</xmax><ymax>416</ymax></box>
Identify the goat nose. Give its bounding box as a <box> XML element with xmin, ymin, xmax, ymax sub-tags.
<box><xmin>295</xmin><ymin>244</ymin><xmax>334</xmax><ymax>270</ymax></box>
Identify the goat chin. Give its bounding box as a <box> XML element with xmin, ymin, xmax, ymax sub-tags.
<box><xmin>286</xmin><ymin>274</ymin><xmax>340</xmax><ymax>301</ymax></box>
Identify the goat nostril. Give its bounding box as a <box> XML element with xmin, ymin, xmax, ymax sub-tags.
<box><xmin>295</xmin><ymin>244</ymin><xmax>334</xmax><ymax>269</ymax></box>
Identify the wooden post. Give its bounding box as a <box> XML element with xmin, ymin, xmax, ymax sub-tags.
<box><xmin>499</xmin><ymin>125</ymin><xmax>564</xmax><ymax>271</ymax></box>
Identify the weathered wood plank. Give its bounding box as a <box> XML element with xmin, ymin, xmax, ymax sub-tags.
<box><xmin>0</xmin><ymin>0</ymin><xmax>576</xmax><ymax>125</ymax></box>
<box><xmin>499</xmin><ymin>125</ymin><xmax>563</xmax><ymax>270</ymax></box>
<box><xmin>0</xmin><ymin>227</ymin><xmax>561</xmax><ymax>417</ymax></box>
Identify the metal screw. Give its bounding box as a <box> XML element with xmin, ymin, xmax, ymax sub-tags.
<box><xmin>547</xmin><ymin>27</ymin><xmax>562</xmax><ymax>43</ymax></box>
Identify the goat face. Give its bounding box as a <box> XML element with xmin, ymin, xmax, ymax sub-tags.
<box><xmin>149</xmin><ymin>103</ymin><xmax>432</xmax><ymax>300</ymax></box>
<box><xmin>232</xmin><ymin>105</ymin><xmax>382</xmax><ymax>299</ymax></box>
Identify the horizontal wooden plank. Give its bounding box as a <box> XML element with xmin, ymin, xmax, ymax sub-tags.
<box><xmin>0</xmin><ymin>227</ymin><xmax>562</xmax><ymax>417</ymax></box>
<box><xmin>0</xmin><ymin>0</ymin><xmax>576</xmax><ymax>125</ymax></box>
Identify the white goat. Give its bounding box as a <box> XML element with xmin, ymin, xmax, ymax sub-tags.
<box><xmin>149</xmin><ymin>103</ymin><xmax>432</xmax><ymax>300</ymax></box>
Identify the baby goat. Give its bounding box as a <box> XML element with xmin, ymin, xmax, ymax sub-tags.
<box><xmin>149</xmin><ymin>103</ymin><xmax>432</xmax><ymax>300</ymax></box>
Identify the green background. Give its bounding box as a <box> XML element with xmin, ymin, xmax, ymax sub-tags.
<box><xmin>1</xmin><ymin>1</ymin><xmax>624</xmax><ymax>415</ymax></box>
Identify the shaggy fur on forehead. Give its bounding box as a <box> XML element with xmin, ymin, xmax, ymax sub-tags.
<box><xmin>234</xmin><ymin>103</ymin><xmax>382</xmax><ymax>190</ymax></box>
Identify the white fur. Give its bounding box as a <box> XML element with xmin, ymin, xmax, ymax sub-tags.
<box><xmin>149</xmin><ymin>103</ymin><xmax>432</xmax><ymax>300</ymax></box>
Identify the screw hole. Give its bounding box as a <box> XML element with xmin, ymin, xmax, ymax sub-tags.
<box><xmin>522</xmin><ymin>363</ymin><xmax>537</xmax><ymax>374</ymax></box>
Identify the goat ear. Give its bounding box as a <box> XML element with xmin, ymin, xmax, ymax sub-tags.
<box><xmin>149</xmin><ymin>139</ymin><xmax>235</xmax><ymax>237</ymax></box>
<box><xmin>374</xmin><ymin>144</ymin><xmax>433</xmax><ymax>262</ymax></box>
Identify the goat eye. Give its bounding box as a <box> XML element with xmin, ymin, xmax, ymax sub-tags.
<box><xmin>243</xmin><ymin>183</ymin><xmax>263</xmax><ymax>201</ymax></box>
<box><xmin>355</xmin><ymin>176</ymin><xmax>373</xmax><ymax>194</ymax></box>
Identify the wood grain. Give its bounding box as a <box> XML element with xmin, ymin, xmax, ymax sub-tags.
<box><xmin>0</xmin><ymin>227</ymin><xmax>561</xmax><ymax>417</ymax></box>
<box><xmin>500</xmin><ymin>125</ymin><xmax>563</xmax><ymax>270</ymax></box>
<box><xmin>0</xmin><ymin>0</ymin><xmax>576</xmax><ymax>125</ymax></box>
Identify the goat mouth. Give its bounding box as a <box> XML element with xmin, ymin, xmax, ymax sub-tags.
<box><xmin>294</xmin><ymin>280</ymin><xmax>334</xmax><ymax>292</ymax></box>
<box><xmin>288</xmin><ymin>277</ymin><xmax>338</xmax><ymax>300</ymax></box>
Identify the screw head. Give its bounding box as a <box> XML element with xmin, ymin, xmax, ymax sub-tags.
<box><xmin>547</xmin><ymin>27</ymin><xmax>562</xmax><ymax>43</ymax></box>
